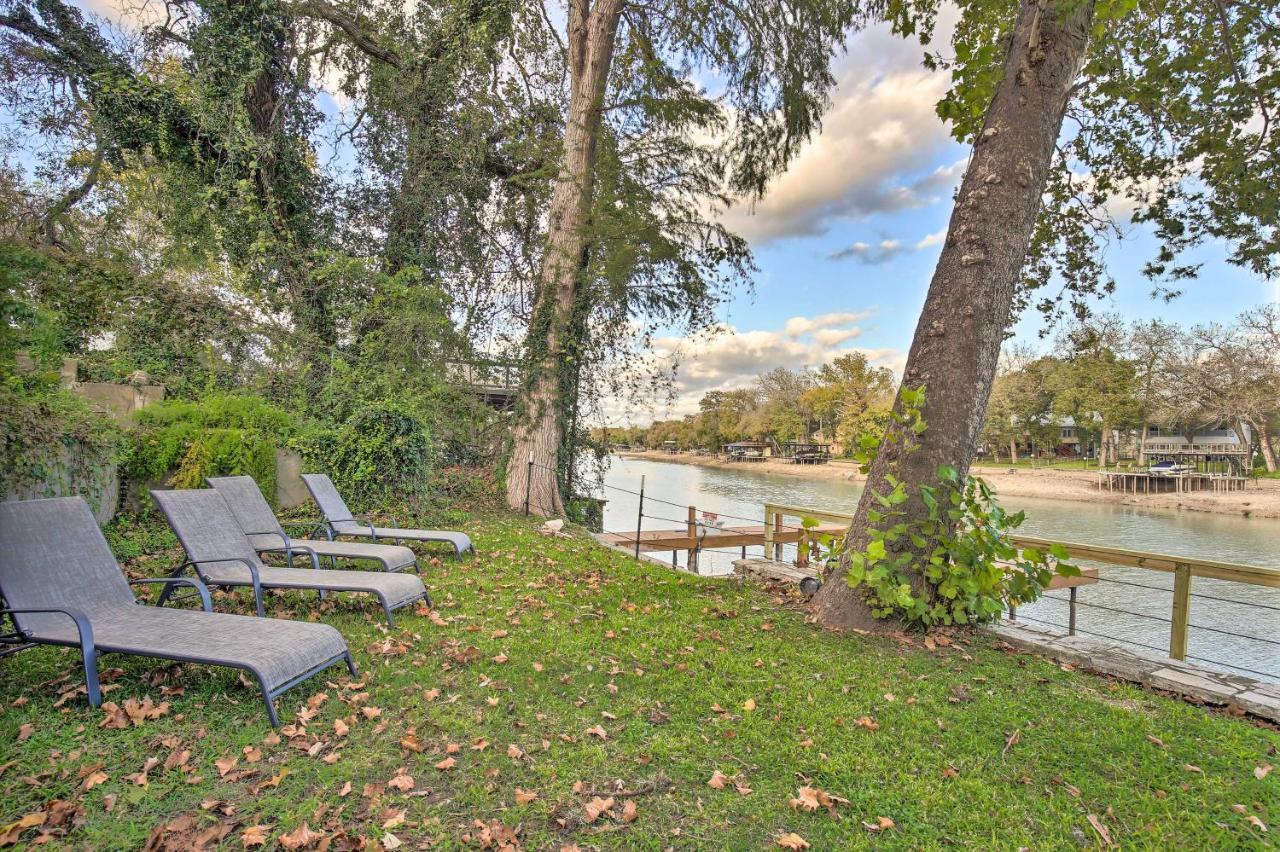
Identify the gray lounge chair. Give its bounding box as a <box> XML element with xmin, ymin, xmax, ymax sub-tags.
<box><xmin>207</xmin><ymin>476</ymin><xmax>418</xmax><ymax>573</ymax></box>
<box><xmin>301</xmin><ymin>473</ymin><xmax>473</xmax><ymax>558</ymax></box>
<box><xmin>151</xmin><ymin>489</ymin><xmax>429</xmax><ymax>625</ymax></box>
<box><xmin>0</xmin><ymin>497</ymin><xmax>354</xmax><ymax>726</ymax></box>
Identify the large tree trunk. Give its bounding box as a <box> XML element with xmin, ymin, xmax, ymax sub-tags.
<box><xmin>1260</xmin><ymin>422</ymin><xmax>1278</xmax><ymax>473</ymax></box>
<box><xmin>1009</xmin><ymin>437</ymin><xmax>1018</xmax><ymax>463</ymax></box>
<box><xmin>815</xmin><ymin>0</ymin><xmax>1095</xmax><ymax>631</ymax></box>
<box><xmin>505</xmin><ymin>0</ymin><xmax>623</xmax><ymax>515</ymax></box>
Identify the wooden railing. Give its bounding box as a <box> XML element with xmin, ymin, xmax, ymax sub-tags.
<box><xmin>762</xmin><ymin>502</ymin><xmax>1280</xmax><ymax>663</ymax></box>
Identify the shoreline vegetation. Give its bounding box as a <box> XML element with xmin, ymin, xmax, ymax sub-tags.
<box><xmin>614</xmin><ymin>451</ymin><xmax>1280</xmax><ymax>520</ymax></box>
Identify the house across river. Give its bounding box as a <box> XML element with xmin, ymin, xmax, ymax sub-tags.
<box><xmin>780</xmin><ymin>441</ymin><xmax>831</xmax><ymax>464</ymax></box>
<box><xmin>723</xmin><ymin>441</ymin><xmax>770</xmax><ymax>462</ymax></box>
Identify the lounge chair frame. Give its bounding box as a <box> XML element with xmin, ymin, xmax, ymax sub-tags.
<box><xmin>0</xmin><ymin>498</ymin><xmax>357</xmax><ymax>726</ymax></box>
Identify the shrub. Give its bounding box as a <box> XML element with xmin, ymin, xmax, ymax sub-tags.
<box><xmin>125</xmin><ymin>393</ymin><xmax>298</xmax><ymax>503</ymax></box>
<box><xmin>294</xmin><ymin>403</ymin><xmax>432</xmax><ymax>512</ymax></box>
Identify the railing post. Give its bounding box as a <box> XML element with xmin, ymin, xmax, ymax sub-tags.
<box><xmin>763</xmin><ymin>505</ymin><xmax>774</xmax><ymax>560</ymax></box>
<box><xmin>634</xmin><ymin>475</ymin><xmax>645</xmax><ymax>561</ymax></box>
<box><xmin>797</xmin><ymin>526</ymin><xmax>809</xmax><ymax>568</ymax></box>
<box><xmin>687</xmin><ymin>506</ymin><xmax>697</xmax><ymax>573</ymax></box>
<box><xmin>524</xmin><ymin>453</ymin><xmax>533</xmax><ymax>516</ymax></box>
<box><xmin>1170</xmin><ymin>561</ymin><xmax>1192</xmax><ymax>660</ymax></box>
<box><xmin>1068</xmin><ymin>586</ymin><xmax>1077</xmax><ymax>635</ymax></box>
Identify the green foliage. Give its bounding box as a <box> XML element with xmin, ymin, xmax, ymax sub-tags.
<box><xmin>0</xmin><ymin>381</ymin><xmax>124</xmax><ymax>517</ymax></box>
<box><xmin>836</xmin><ymin>387</ymin><xmax>1077</xmax><ymax>626</ymax></box>
<box><xmin>294</xmin><ymin>403</ymin><xmax>433</xmax><ymax>512</ymax></box>
<box><xmin>169</xmin><ymin>428</ymin><xmax>278</xmax><ymax>493</ymax></box>
<box><xmin>901</xmin><ymin>0</ymin><xmax>1280</xmax><ymax>317</ymax></box>
<box><xmin>124</xmin><ymin>394</ymin><xmax>298</xmax><ymax>500</ymax></box>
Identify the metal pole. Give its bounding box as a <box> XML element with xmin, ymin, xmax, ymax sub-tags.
<box><xmin>524</xmin><ymin>452</ymin><xmax>533</xmax><ymax>516</ymax></box>
<box><xmin>634</xmin><ymin>475</ymin><xmax>645</xmax><ymax>560</ymax></box>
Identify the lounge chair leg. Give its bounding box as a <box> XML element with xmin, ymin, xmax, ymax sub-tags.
<box><xmin>380</xmin><ymin>597</ymin><xmax>395</xmax><ymax>627</ymax></box>
<box><xmin>344</xmin><ymin>652</ymin><xmax>358</xmax><ymax>677</ymax></box>
<box><xmin>262</xmin><ymin>692</ymin><xmax>280</xmax><ymax>727</ymax></box>
<box><xmin>81</xmin><ymin>646</ymin><xmax>101</xmax><ymax>708</ymax></box>
<box><xmin>253</xmin><ymin>589</ymin><xmax>266</xmax><ymax>618</ymax></box>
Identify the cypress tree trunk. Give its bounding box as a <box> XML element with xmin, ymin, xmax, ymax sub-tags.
<box><xmin>505</xmin><ymin>0</ymin><xmax>623</xmax><ymax>515</ymax></box>
<box><xmin>815</xmin><ymin>0</ymin><xmax>1096</xmax><ymax>631</ymax></box>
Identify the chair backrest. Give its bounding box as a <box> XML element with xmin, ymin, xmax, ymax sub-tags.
<box><xmin>300</xmin><ymin>474</ymin><xmax>359</xmax><ymax>533</ymax></box>
<box><xmin>207</xmin><ymin>476</ymin><xmax>287</xmax><ymax>549</ymax></box>
<box><xmin>0</xmin><ymin>497</ymin><xmax>134</xmax><ymax>633</ymax></box>
<box><xmin>151</xmin><ymin>489</ymin><xmax>265</xmax><ymax>574</ymax></box>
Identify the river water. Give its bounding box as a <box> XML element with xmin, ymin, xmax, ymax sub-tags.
<box><xmin>597</xmin><ymin>455</ymin><xmax>1280</xmax><ymax>680</ymax></box>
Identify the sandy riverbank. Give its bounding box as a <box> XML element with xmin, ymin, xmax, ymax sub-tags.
<box><xmin>616</xmin><ymin>451</ymin><xmax>1280</xmax><ymax>520</ymax></box>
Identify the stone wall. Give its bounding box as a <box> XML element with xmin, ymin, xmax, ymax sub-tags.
<box><xmin>275</xmin><ymin>448</ymin><xmax>310</xmax><ymax>509</ymax></box>
<box><xmin>3</xmin><ymin>442</ymin><xmax>120</xmax><ymax>525</ymax></box>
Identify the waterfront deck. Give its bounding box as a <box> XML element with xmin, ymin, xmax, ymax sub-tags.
<box><xmin>598</xmin><ymin>520</ymin><xmax>849</xmax><ymax>554</ymax></box>
<box><xmin>1097</xmin><ymin>470</ymin><xmax>1248</xmax><ymax>493</ymax></box>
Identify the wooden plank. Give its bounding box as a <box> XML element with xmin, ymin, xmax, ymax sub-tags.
<box><xmin>1170</xmin><ymin>562</ymin><xmax>1192</xmax><ymax>660</ymax></box>
<box><xmin>1010</xmin><ymin>535</ymin><xmax>1280</xmax><ymax>588</ymax></box>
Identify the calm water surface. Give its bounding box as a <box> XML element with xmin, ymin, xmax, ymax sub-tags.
<box><xmin>597</xmin><ymin>456</ymin><xmax>1280</xmax><ymax>680</ymax></box>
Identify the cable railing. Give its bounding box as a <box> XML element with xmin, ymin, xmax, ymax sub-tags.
<box><xmin>766</xmin><ymin>503</ymin><xmax>1280</xmax><ymax>679</ymax></box>
<box><xmin>537</xmin><ymin>464</ymin><xmax>1280</xmax><ymax>681</ymax></box>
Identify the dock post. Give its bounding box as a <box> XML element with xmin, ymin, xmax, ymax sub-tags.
<box><xmin>774</xmin><ymin>514</ymin><xmax>784</xmax><ymax>560</ymax></box>
<box><xmin>634</xmin><ymin>475</ymin><xmax>645</xmax><ymax>560</ymax></box>
<box><xmin>1068</xmin><ymin>587</ymin><xmax>1077</xmax><ymax>636</ymax></box>
<box><xmin>1170</xmin><ymin>562</ymin><xmax>1192</xmax><ymax>660</ymax></box>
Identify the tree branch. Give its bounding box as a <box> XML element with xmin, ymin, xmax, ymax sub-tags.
<box><xmin>288</xmin><ymin>0</ymin><xmax>401</xmax><ymax>69</ymax></box>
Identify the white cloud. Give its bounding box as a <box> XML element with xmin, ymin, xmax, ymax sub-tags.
<box><xmin>783</xmin><ymin>310</ymin><xmax>873</xmax><ymax>338</ymax></box>
<box><xmin>828</xmin><ymin>226</ymin><xmax>950</xmax><ymax>264</ymax></box>
<box><xmin>812</xmin><ymin>328</ymin><xmax>862</xmax><ymax>347</ymax></box>
<box><xmin>915</xmin><ymin>228</ymin><xmax>947</xmax><ymax>249</ymax></box>
<box><xmin>717</xmin><ymin>17</ymin><xmax>963</xmax><ymax>244</ymax></box>
<box><xmin>615</xmin><ymin>311</ymin><xmax>903</xmax><ymax>419</ymax></box>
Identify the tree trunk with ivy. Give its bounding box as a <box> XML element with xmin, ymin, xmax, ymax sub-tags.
<box><xmin>815</xmin><ymin>0</ymin><xmax>1096</xmax><ymax>631</ymax></box>
<box><xmin>505</xmin><ymin>0</ymin><xmax>623</xmax><ymax>515</ymax></box>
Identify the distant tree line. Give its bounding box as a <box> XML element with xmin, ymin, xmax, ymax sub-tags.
<box><xmin>983</xmin><ymin>306</ymin><xmax>1280</xmax><ymax>472</ymax></box>
<box><xmin>601</xmin><ymin>352</ymin><xmax>895</xmax><ymax>454</ymax></box>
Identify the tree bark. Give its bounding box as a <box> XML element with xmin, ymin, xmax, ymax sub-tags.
<box><xmin>815</xmin><ymin>0</ymin><xmax>1095</xmax><ymax>631</ymax></box>
<box><xmin>1009</xmin><ymin>437</ymin><xmax>1018</xmax><ymax>463</ymax></box>
<box><xmin>504</xmin><ymin>0</ymin><xmax>623</xmax><ymax>515</ymax></box>
<box><xmin>1249</xmin><ymin>415</ymin><xmax>1277</xmax><ymax>472</ymax></box>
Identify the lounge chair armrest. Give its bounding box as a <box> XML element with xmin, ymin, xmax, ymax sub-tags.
<box><xmin>259</xmin><ymin>542</ymin><xmax>321</xmax><ymax>570</ymax></box>
<box><xmin>328</xmin><ymin>517</ymin><xmax>377</xmax><ymax>538</ymax></box>
<box><xmin>0</xmin><ymin>607</ymin><xmax>95</xmax><ymax>648</ymax></box>
<box><xmin>354</xmin><ymin>513</ymin><xmax>397</xmax><ymax>529</ymax></box>
<box><xmin>129</xmin><ymin>577</ymin><xmax>213</xmax><ymax>612</ymax></box>
<box><xmin>176</xmin><ymin>558</ymin><xmax>267</xmax><ymax>617</ymax></box>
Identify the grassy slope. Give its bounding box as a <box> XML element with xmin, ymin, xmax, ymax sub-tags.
<box><xmin>1</xmin><ymin>512</ymin><xmax>1276</xmax><ymax>850</ymax></box>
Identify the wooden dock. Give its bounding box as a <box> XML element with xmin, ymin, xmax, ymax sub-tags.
<box><xmin>1096</xmin><ymin>471</ymin><xmax>1248</xmax><ymax>494</ymax></box>
<box><xmin>598</xmin><ymin>521</ymin><xmax>848</xmax><ymax>554</ymax></box>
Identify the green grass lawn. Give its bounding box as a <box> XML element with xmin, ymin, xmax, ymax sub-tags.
<box><xmin>2</xmin><ymin>511</ymin><xmax>1276</xmax><ymax>849</ymax></box>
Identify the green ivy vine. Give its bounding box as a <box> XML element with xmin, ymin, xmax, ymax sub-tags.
<box><xmin>834</xmin><ymin>386</ymin><xmax>1078</xmax><ymax>626</ymax></box>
